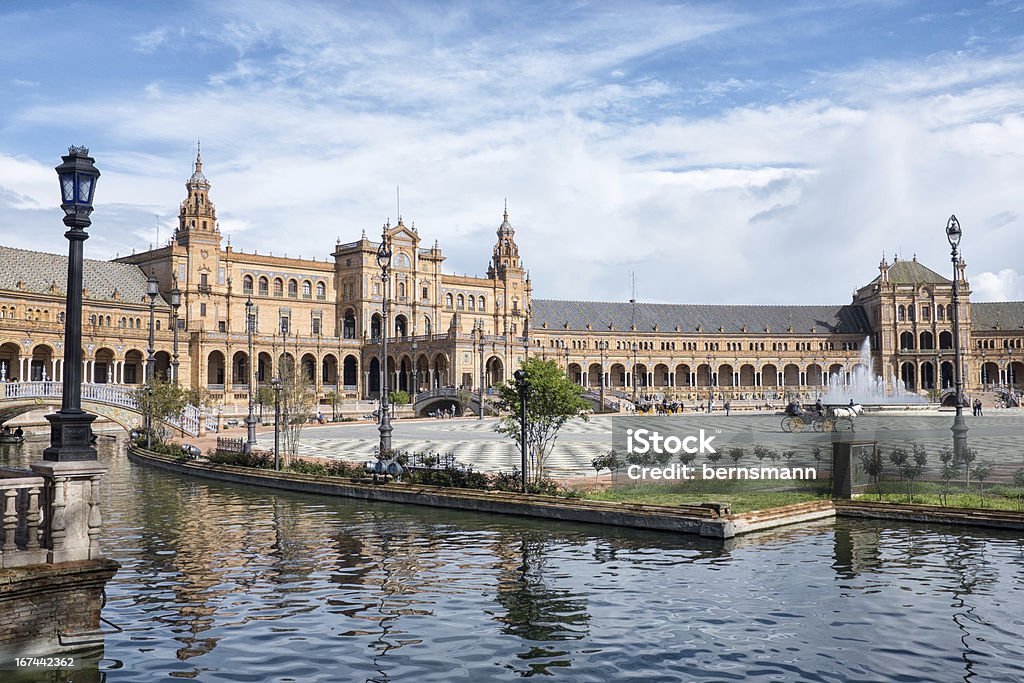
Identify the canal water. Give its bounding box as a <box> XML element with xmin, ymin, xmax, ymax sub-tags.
<box><xmin>3</xmin><ymin>437</ymin><xmax>1024</xmax><ymax>682</ymax></box>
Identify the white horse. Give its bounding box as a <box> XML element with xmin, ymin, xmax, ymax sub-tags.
<box><xmin>830</xmin><ymin>404</ymin><xmax>864</xmax><ymax>418</ymax></box>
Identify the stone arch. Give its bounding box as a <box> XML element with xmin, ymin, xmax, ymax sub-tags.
<box><xmin>432</xmin><ymin>353</ymin><xmax>450</xmax><ymax>388</ymax></box>
<box><xmin>423</xmin><ymin>315</ymin><xmax>432</xmax><ymax>336</ymax></box>
<box><xmin>920</xmin><ymin>361</ymin><xmax>935</xmax><ymax>390</ymax></box>
<box><xmin>806</xmin><ymin>363</ymin><xmax>823</xmax><ymax>386</ymax></box>
<box><xmin>696</xmin><ymin>363</ymin><xmax>712</xmax><ymax>387</ymax></box>
<box><xmin>207</xmin><ymin>350</ymin><xmax>226</xmax><ymax>387</ymax></box>
<box><xmin>415</xmin><ymin>354</ymin><xmax>430</xmax><ymax>392</ymax></box>
<box><xmin>322</xmin><ymin>353</ymin><xmax>338</xmax><ymax>386</ymax></box>
<box><xmin>587</xmin><ymin>362</ymin><xmax>603</xmax><ymax>387</ymax></box>
<box><xmin>154</xmin><ymin>351</ymin><xmax>172</xmax><ymax>381</ymax></box>
<box><xmin>609</xmin><ymin>362</ymin><xmax>627</xmax><ymax>387</ymax></box>
<box><xmin>718</xmin><ymin>364</ymin><xmax>734</xmax><ymax>387</ymax></box>
<box><xmin>368</xmin><ymin>357</ymin><xmax>380</xmax><ymax>394</ymax></box>
<box><xmin>739</xmin><ymin>363</ymin><xmax>756</xmax><ymax>387</ymax></box>
<box><xmin>258</xmin><ymin>351</ymin><xmax>273</xmax><ymax>383</ymax></box>
<box><xmin>29</xmin><ymin>344</ymin><xmax>55</xmax><ymax>382</ymax></box>
<box><xmin>939</xmin><ymin>331</ymin><xmax>953</xmax><ymax>349</ymax></box>
<box><xmin>232</xmin><ymin>350</ymin><xmax>249</xmax><ymax>385</ymax></box>
<box><xmin>273</xmin><ymin>277</ymin><xmax>284</xmax><ymax>297</ymax></box>
<box><xmin>243</xmin><ymin>274</ymin><xmax>254</xmax><ymax>293</ymax></box>
<box><xmin>371</xmin><ymin>313</ymin><xmax>382</xmax><ymax>339</ymax></box>
<box><xmin>940</xmin><ymin>361</ymin><xmax>953</xmax><ymax>389</ymax></box>
<box><xmin>2</xmin><ymin>341</ymin><xmax>23</xmax><ymax>381</ymax></box>
<box><xmin>567</xmin><ymin>362</ymin><xmax>583</xmax><ymax>385</ymax></box>
<box><xmin>258</xmin><ymin>276</ymin><xmax>269</xmax><ymax>296</ymax></box>
<box><xmin>919</xmin><ymin>331</ymin><xmax>934</xmax><ymax>350</ymax></box>
<box><xmin>343</xmin><ymin>308</ymin><xmax>357</xmax><ymax>339</ymax></box>
<box><xmin>653</xmin><ymin>363</ymin><xmax>670</xmax><ymax>387</ymax></box>
<box><xmin>675</xmin><ymin>363</ymin><xmax>691</xmax><ymax>386</ymax></box>
<box><xmin>981</xmin><ymin>361</ymin><xmax>999</xmax><ymax>387</ymax></box>
<box><xmin>900</xmin><ymin>362</ymin><xmax>916</xmax><ymax>391</ymax></box>
<box><xmin>342</xmin><ymin>354</ymin><xmax>359</xmax><ymax>389</ymax></box>
<box><xmin>94</xmin><ymin>347</ymin><xmax>116</xmax><ymax>383</ymax></box>
<box><xmin>123</xmin><ymin>349</ymin><xmax>145</xmax><ymax>384</ymax></box>
<box><xmin>300</xmin><ymin>353</ymin><xmax>317</xmax><ymax>384</ymax></box>
<box><xmin>900</xmin><ymin>331</ymin><xmax>915</xmax><ymax>350</ymax></box>
<box><xmin>783</xmin><ymin>363</ymin><xmax>800</xmax><ymax>386</ymax></box>
<box><xmin>761</xmin><ymin>364</ymin><xmax>778</xmax><ymax>387</ymax></box>
<box><xmin>288</xmin><ymin>279</ymin><xmax>299</xmax><ymax>298</ymax></box>
<box><xmin>395</xmin><ymin>314</ymin><xmax>408</xmax><ymax>338</ymax></box>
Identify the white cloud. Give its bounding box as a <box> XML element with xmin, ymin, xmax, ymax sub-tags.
<box><xmin>972</xmin><ymin>269</ymin><xmax>1024</xmax><ymax>301</ymax></box>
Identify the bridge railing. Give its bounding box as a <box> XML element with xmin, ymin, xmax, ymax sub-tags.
<box><xmin>0</xmin><ymin>381</ymin><xmax>204</xmax><ymax>437</ymax></box>
<box><xmin>0</xmin><ymin>469</ymin><xmax>47</xmax><ymax>568</ymax></box>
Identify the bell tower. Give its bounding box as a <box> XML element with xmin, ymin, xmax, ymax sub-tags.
<box><xmin>488</xmin><ymin>203</ymin><xmax>523</xmax><ymax>279</ymax></box>
<box><xmin>175</xmin><ymin>143</ymin><xmax>221</xmax><ymax>248</ymax></box>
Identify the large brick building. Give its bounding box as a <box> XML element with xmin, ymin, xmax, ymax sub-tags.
<box><xmin>1</xmin><ymin>152</ymin><xmax>1021</xmax><ymax>413</ymax></box>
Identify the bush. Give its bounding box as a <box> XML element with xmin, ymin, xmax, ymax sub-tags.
<box><xmin>390</xmin><ymin>389</ymin><xmax>411</xmax><ymax>405</ymax></box>
<box><xmin>208</xmin><ymin>449</ymin><xmax>274</xmax><ymax>469</ymax></box>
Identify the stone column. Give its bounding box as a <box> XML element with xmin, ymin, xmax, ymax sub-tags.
<box><xmin>29</xmin><ymin>461</ymin><xmax>108</xmax><ymax>563</ymax></box>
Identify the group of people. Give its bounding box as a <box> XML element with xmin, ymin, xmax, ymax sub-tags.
<box><xmin>972</xmin><ymin>399</ymin><xmax>984</xmax><ymax>416</ymax></box>
<box><xmin>1</xmin><ymin>425</ymin><xmax>24</xmax><ymax>438</ymax></box>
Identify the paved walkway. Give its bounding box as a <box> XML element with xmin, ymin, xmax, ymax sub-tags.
<box><xmin>198</xmin><ymin>409</ymin><xmax>1024</xmax><ymax>477</ymax></box>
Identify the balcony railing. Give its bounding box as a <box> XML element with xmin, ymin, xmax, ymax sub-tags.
<box><xmin>0</xmin><ymin>469</ymin><xmax>47</xmax><ymax>568</ymax></box>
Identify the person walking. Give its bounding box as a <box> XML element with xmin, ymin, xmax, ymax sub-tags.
<box><xmin>724</xmin><ymin>400</ymin><xmax>731</xmax><ymax>416</ymax></box>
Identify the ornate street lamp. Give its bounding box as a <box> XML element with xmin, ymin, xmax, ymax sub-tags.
<box><xmin>598</xmin><ymin>340</ymin><xmax>608</xmax><ymax>413</ymax></box>
<box><xmin>476</xmin><ymin>320</ymin><xmax>486</xmax><ymax>420</ymax></box>
<box><xmin>146</xmin><ymin>271</ymin><xmax>158</xmax><ymax>448</ymax></box>
<box><xmin>514</xmin><ymin>368</ymin><xmax>528</xmax><ymax>493</ymax></box>
<box><xmin>947</xmin><ymin>214</ymin><xmax>968</xmax><ymax>459</ymax></box>
<box><xmin>245</xmin><ymin>297</ymin><xmax>257</xmax><ymax>446</ymax></box>
<box><xmin>170</xmin><ymin>287</ymin><xmax>181</xmax><ymax>384</ymax></box>
<box><xmin>44</xmin><ymin>147</ymin><xmax>100</xmax><ymax>461</ymax></box>
<box><xmin>631</xmin><ymin>341</ymin><xmax>638</xmax><ymax>404</ymax></box>
<box><xmin>376</xmin><ymin>225</ymin><xmax>393</xmax><ymax>453</ymax></box>
<box><xmin>271</xmin><ymin>376</ymin><xmax>282</xmax><ymax>470</ymax></box>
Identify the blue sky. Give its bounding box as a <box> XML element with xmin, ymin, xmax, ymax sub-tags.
<box><xmin>1</xmin><ymin>0</ymin><xmax>1023</xmax><ymax>304</ymax></box>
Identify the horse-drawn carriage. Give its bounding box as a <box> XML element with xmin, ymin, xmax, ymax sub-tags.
<box><xmin>781</xmin><ymin>402</ymin><xmax>861</xmax><ymax>433</ymax></box>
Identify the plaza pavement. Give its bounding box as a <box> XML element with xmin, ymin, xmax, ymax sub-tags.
<box><xmin>263</xmin><ymin>409</ymin><xmax>1024</xmax><ymax>478</ymax></box>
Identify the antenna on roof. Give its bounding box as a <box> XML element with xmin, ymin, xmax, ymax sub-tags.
<box><xmin>396</xmin><ymin>185</ymin><xmax>401</xmax><ymax>223</ymax></box>
<box><xmin>155</xmin><ymin>215</ymin><xmax>160</xmax><ymax>247</ymax></box>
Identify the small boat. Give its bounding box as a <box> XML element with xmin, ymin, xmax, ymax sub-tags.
<box><xmin>0</xmin><ymin>434</ymin><xmax>25</xmax><ymax>444</ymax></box>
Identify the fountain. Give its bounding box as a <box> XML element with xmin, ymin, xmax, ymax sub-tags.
<box><xmin>820</xmin><ymin>337</ymin><xmax>926</xmax><ymax>405</ymax></box>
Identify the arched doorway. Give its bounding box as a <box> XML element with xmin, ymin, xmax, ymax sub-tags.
<box><xmin>940</xmin><ymin>361</ymin><xmax>953</xmax><ymax>389</ymax></box>
<box><xmin>568</xmin><ymin>362</ymin><xmax>583</xmax><ymax>385</ymax></box>
<box><xmin>761</xmin><ymin>364</ymin><xmax>778</xmax><ymax>387</ymax></box>
<box><xmin>124</xmin><ymin>349</ymin><xmax>145</xmax><ymax>384</ymax></box>
<box><xmin>343</xmin><ymin>355</ymin><xmax>359</xmax><ymax>391</ymax></box>
<box><xmin>610</xmin><ymin>363</ymin><xmax>626</xmax><ymax>387</ymax></box>
<box><xmin>485</xmin><ymin>357</ymin><xmax>504</xmax><ymax>388</ymax></box>
<box><xmin>232</xmin><ymin>350</ymin><xmax>249</xmax><ymax>387</ymax></box>
<box><xmin>95</xmin><ymin>347</ymin><xmax>116</xmax><ymax>383</ymax></box>
<box><xmin>718</xmin><ymin>364</ymin><xmax>735</xmax><ymax>387</ymax></box>
<box><xmin>300</xmin><ymin>354</ymin><xmax>317</xmax><ymax>384</ymax></box>
<box><xmin>432</xmin><ymin>354</ymin><xmax>450</xmax><ymax>388</ymax></box>
<box><xmin>0</xmin><ymin>342</ymin><xmax>21</xmax><ymax>381</ymax></box>
<box><xmin>920</xmin><ymin>361</ymin><xmax>935</xmax><ymax>390</ymax></box>
<box><xmin>322</xmin><ymin>354</ymin><xmax>338</xmax><ymax>387</ymax></box>
<box><xmin>395</xmin><ymin>315</ymin><xmax>408</xmax><ymax>338</ymax></box>
<box><xmin>415</xmin><ymin>354</ymin><xmax>430</xmax><ymax>392</ymax></box>
<box><xmin>900</xmin><ymin>362</ymin><xmax>916</xmax><ymax>391</ymax></box>
<box><xmin>207</xmin><ymin>350</ymin><xmax>226</xmax><ymax>388</ymax></box>
<box><xmin>154</xmin><ymin>351</ymin><xmax>172</xmax><ymax>381</ymax></box>
<box><xmin>343</xmin><ymin>309</ymin><xmax>357</xmax><ymax>339</ymax></box>
<box><xmin>258</xmin><ymin>352</ymin><xmax>273</xmax><ymax>384</ymax></box>
<box><xmin>783</xmin><ymin>364</ymin><xmax>800</xmax><ymax>387</ymax></box>
<box><xmin>806</xmin><ymin>364</ymin><xmax>823</xmax><ymax>387</ymax></box>
<box><xmin>30</xmin><ymin>344</ymin><xmax>55</xmax><ymax>382</ymax></box>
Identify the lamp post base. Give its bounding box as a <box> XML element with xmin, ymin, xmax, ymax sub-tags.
<box><xmin>951</xmin><ymin>413</ymin><xmax>969</xmax><ymax>460</ymax></box>
<box><xmin>42</xmin><ymin>410</ymin><xmax>97</xmax><ymax>462</ymax></box>
<box><xmin>245</xmin><ymin>413</ymin><xmax>257</xmax><ymax>446</ymax></box>
<box><xmin>379</xmin><ymin>411</ymin><xmax>393</xmax><ymax>454</ymax></box>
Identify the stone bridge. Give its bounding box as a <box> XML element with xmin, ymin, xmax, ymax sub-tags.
<box><xmin>412</xmin><ymin>387</ymin><xmax>497</xmax><ymax>418</ymax></box>
<box><xmin>0</xmin><ymin>381</ymin><xmax>210</xmax><ymax>436</ymax></box>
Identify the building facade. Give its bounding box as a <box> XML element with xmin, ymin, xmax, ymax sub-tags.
<box><xmin>1</xmin><ymin>153</ymin><xmax>1022</xmax><ymax>415</ymax></box>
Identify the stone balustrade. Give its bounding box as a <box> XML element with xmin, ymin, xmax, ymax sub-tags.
<box><xmin>0</xmin><ymin>462</ymin><xmax>107</xmax><ymax>567</ymax></box>
<box><xmin>0</xmin><ymin>468</ymin><xmax>48</xmax><ymax>568</ymax></box>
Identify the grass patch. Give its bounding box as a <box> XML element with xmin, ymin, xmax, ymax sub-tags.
<box><xmin>859</xmin><ymin>479</ymin><xmax>1024</xmax><ymax>511</ymax></box>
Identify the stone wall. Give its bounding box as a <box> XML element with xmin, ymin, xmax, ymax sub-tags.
<box><xmin>0</xmin><ymin>559</ymin><xmax>119</xmax><ymax>655</ymax></box>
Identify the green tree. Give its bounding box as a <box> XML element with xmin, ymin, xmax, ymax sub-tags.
<box><xmin>131</xmin><ymin>378</ymin><xmax>188</xmax><ymax>444</ymax></box>
<box><xmin>890</xmin><ymin>445</ymin><xmax>925</xmax><ymax>502</ymax></box>
<box><xmin>256</xmin><ymin>386</ymin><xmax>275</xmax><ymax>423</ymax></box>
<box><xmin>860</xmin><ymin>446</ymin><xmax>885</xmax><ymax>500</ymax></box>
<box><xmin>958</xmin><ymin>445</ymin><xmax>978</xmax><ymax>487</ymax></box>
<box><xmin>728</xmin><ymin>447</ymin><xmax>746</xmax><ymax>467</ymax></box>
<box><xmin>390</xmin><ymin>389</ymin><xmax>411</xmax><ymax>405</ymax></box>
<box><xmin>937</xmin><ymin>446</ymin><xmax>960</xmax><ymax>506</ymax></box>
<box><xmin>1012</xmin><ymin>468</ymin><xmax>1024</xmax><ymax>510</ymax></box>
<box><xmin>591</xmin><ymin>450</ymin><xmax>623</xmax><ymax>478</ymax></box>
<box><xmin>972</xmin><ymin>460</ymin><xmax>993</xmax><ymax>506</ymax></box>
<box><xmin>278</xmin><ymin>355</ymin><xmax>317</xmax><ymax>463</ymax></box>
<box><xmin>494</xmin><ymin>357</ymin><xmax>589</xmax><ymax>485</ymax></box>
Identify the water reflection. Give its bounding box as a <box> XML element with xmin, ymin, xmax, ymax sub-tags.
<box><xmin>3</xmin><ymin>438</ymin><xmax>1024</xmax><ymax>682</ymax></box>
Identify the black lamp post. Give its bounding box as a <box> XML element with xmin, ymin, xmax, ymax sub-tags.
<box><xmin>598</xmin><ymin>340</ymin><xmax>608</xmax><ymax>413</ymax></box>
<box><xmin>245</xmin><ymin>297</ymin><xmax>257</xmax><ymax>446</ymax></box>
<box><xmin>476</xmin><ymin>321</ymin><xmax>485</xmax><ymax>420</ymax></box>
<box><xmin>146</xmin><ymin>272</ymin><xmax>158</xmax><ymax>448</ymax></box>
<box><xmin>170</xmin><ymin>287</ymin><xmax>181</xmax><ymax>384</ymax></box>
<box><xmin>514</xmin><ymin>368</ymin><xmax>528</xmax><ymax>493</ymax></box>
<box><xmin>376</xmin><ymin>226</ymin><xmax>393</xmax><ymax>453</ymax></box>
<box><xmin>631</xmin><ymin>341</ymin><xmax>638</xmax><ymax>404</ymax></box>
<box><xmin>271</xmin><ymin>376</ymin><xmax>282</xmax><ymax>470</ymax></box>
<box><xmin>947</xmin><ymin>214</ymin><xmax>968</xmax><ymax>460</ymax></box>
<box><xmin>44</xmin><ymin>146</ymin><xmax>100</xmax><ymax>461</ymax></box>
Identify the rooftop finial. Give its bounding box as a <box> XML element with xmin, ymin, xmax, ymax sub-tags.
<box><xmin>503</xmin><ymin>197</ymin><xmax>508</xmax><ymax>223</ymax></box>
<box><xmin>195</xmin><ymin>139</ymin><xmax>202</xmax><ymax>172</ymax></box>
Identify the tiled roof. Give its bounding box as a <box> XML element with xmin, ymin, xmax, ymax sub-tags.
<box><xmin>971</xmin><ymin>302</ymin><xmax>1024</xmax><ymax>331</ymax></box>
<box><xmin>872</xmin><ymin>259</ymin><xmax>951</xmax><ymax>285</ymax></box>
<box><xmin>0</xmin><ymin>246</ymin><xmax>165</xmax><ymax>305</ymax></box>
<box><xmin>531</xmin><ymin>299</ymin><xmax>871</xmax><ymax>335</ymax></box>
